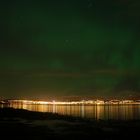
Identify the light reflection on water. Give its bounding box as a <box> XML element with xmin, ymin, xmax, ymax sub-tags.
<box><xmin>1</xmin><ymin>103</ymin><xmax>140</xmax><ymax>120</ymax></box>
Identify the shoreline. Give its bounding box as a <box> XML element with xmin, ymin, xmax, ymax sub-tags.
<box><xmin>0</xmin><ymin>108</ymin><xmax>140</xmax><ymax>139</ymax></box>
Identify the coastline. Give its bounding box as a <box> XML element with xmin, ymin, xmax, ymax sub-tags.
<box><xmin>0</xmin><ymin>108</ymin><xmax>140</xmax><ymax>139</ymax></box>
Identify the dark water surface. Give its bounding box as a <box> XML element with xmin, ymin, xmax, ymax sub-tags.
<box><xmin>1</xmin><ymin>104</ymin><xmax>140</xmax><ymax>120</ymax></box>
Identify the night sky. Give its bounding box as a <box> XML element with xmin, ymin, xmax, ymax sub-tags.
<box><xmin>1</xmin><ymin>0</ymin><xmax>140</xmax><ymax>99</ymax></box>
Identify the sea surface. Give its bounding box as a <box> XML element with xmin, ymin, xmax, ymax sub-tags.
<box><xmin>1</xmin><ymin>103</ymin><xmax>140</xmax><ymax>120</ymax></box>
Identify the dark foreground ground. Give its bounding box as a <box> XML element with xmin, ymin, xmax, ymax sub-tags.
<box><xmin>0</xmin><ymin>108</ymin><xmax>140</xmax><ymax>140</ymax></box>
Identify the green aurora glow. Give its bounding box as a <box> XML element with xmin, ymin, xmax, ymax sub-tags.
<box><xmin>0</xmin><ymin>0</ymin><xmax>140</xmax><ymax>98</ymax></box>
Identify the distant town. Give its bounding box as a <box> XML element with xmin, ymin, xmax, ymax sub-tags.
<box><xmin>0</xmin><ymin>99</ymin><xmax>140</xmax><ymax>105</ymax></box>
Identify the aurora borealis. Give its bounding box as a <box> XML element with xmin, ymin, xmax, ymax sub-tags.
<box><xmin>0</xmin><ymin>0</ymin><xmax>140</xmax><ymax>99</ymax></box>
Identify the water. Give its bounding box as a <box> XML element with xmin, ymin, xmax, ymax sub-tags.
<box><xmin>1</xmin><ymin>103</ymin><xmax>140</xmax><ymax>120</ymax></box>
